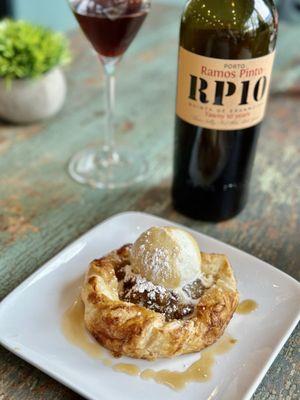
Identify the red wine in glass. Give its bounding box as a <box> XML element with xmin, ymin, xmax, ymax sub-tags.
<box><xmin>68</xmin><ymin>0</ymin><xmax>150</xmax><ymax>189</ymax></box>
<box><xmin>71</xmin><ymin>0</ymin><xmax>148</xmax><ymax>57</ymax></box>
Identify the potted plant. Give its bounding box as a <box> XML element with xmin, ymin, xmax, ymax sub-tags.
<box><xmin>0</xmin><ymin>19</ymin><xmax>71</xmax><ymax>124</ymax></box>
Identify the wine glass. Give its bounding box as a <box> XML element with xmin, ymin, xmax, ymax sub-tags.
<box><xmin>68</xmin><ymin>0</ymin><xmax>151</xmax><ymax>188</ymax></box>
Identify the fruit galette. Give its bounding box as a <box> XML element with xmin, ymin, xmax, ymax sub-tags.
<box><xmin>81</xmin><ymin>226</ymin><xmax>238</xmax><ymax>360</ymax></box>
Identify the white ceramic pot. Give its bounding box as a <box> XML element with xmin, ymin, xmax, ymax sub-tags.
<box><xmin>0</xmin><ymin>67</ymin><xmax>67</xmax><ymax>124</ymax></box>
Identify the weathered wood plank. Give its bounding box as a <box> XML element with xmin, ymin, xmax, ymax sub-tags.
<box><xmin>0</xmin><ymin>4</ymin><xmax>299</xmax><ymax>399</ymax></box>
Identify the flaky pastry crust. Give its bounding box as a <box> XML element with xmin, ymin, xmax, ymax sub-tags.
<box><xmin>81</xmin><ymin>245</ymin><xmax>239</xmax><ymax>360</ymax></box>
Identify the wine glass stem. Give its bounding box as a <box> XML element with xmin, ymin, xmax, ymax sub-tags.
<box><xmin>102</xmin><ymin>58</ymin><xmax>120</xmax><ymax>164</ymax></box>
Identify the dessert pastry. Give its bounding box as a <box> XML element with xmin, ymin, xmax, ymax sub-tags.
<box><xmin>81</xmin><ymin>226</ymin><xmax>239</xmax><ymax>360</ymax></box>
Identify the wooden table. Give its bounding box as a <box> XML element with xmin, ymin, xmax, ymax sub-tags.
<box><xmin>0</xmin><ymin>4</ymin><xmax>299</xmax><ymax>399</ymax></box>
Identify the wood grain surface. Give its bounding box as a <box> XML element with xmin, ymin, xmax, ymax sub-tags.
<box><xmin>0</xmin><ymin>4</ymin><xmax>299</xmax><ymax>399</ymax></box>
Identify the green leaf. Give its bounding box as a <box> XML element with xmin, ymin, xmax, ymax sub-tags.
<box><xmin>0</xmin><ymin>19</ymin><xmax>71</xmax><ymax>82</ymax></box>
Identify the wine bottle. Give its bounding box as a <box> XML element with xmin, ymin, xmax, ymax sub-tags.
<box><xmin>172</xmin><ymin>0</ymin><xmax>278</xmax><ymax>221</ymax></box>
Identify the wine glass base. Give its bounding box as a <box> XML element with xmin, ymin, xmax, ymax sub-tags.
<box><xmin>68</xmin><ymin>147</ymin><xmax>148</xmax><ymax>189</ymax></box>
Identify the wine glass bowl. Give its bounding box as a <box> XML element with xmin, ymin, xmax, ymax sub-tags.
<box><xmin>72</xmin><ymin>0</ymin><xmax>150</xmax><ymax>58</ymax></box>
<box><xmin>68</xmin><ymin>0</ymin><xmax>150</xmax><ymax>188</ymax></box>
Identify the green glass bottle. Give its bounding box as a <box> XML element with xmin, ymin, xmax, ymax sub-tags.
<box><xmin>172</xmin><ymin>0</ymin><xmax>278</xmax><ymax>221</ymax></box>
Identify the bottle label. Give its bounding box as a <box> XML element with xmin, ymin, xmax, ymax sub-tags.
<box><xmin>176</xmin><ymin>47</ymin><xmax>275</xmax><ymax>131</ymax></box>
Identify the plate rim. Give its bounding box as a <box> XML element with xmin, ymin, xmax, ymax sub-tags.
<box><xmin>0</xmin><ymin>211</ymin><xmax>299</xmax><ymax>400</ymax></box>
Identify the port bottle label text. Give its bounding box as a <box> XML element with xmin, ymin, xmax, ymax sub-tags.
<box><xmin>176</xmin><ymin>47</ymin><xmax>275</xmax><ymax>131</ymax></box>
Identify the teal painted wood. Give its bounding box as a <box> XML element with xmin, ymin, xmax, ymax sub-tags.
<box><xmin>14</xmin><ymin>0</ymin><xmax>76</xmax><ymax>32</ymax></box>
<box><xmin>0</xmin><ymin>4</ymin><xmax>299</xmax><ymax>399</ymax></box>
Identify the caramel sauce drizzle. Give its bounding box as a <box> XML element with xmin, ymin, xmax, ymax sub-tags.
<box><xmin>62</xmin><ymin>296</ymin><xmax>239</xmax><ymax>391</ymax></box>
<box><xmin>113</xmin><ymin>363</ymin><xmax>140</xmax><ymax>376</ymax></box>
<box><xmin>61</xmin><ymin>298</ymin><xmax>111</xmax><ymax>365</ymax></box>
<box><xmin>236</xmin><ymin>299</ymin><xmax>258</xmax><ymax>315</ymax></box>
<box><xmin>138</xmin><ymin>336</ymin><xmax>237</xmax><ymax>390</ymax></box>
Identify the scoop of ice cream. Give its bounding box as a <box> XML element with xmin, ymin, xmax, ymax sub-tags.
<box><xmin>130</xmin><ymin>226</ymin><xmax>201</xmax><ymax>289</ymax></box>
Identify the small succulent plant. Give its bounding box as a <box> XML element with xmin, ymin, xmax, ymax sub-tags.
<box><xmin>0</xmin><ymin>19</ymin><xmax>71</xmax><ymax>83</ymax></box>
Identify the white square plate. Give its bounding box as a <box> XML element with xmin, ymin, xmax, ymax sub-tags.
<box><xmin>0</xmin><ymin>212</ymin><xmax>299</xmax><ymax>400</ymax></box>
